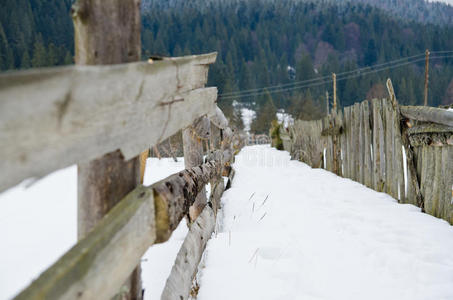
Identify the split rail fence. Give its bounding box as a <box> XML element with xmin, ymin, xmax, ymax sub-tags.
<box><xmin>0</xmin><ymin>1</ymin><xmax>240</xmax><ymax>299</ymax></box>
<box><xmin>0</xmin><ymin>52</ymin><xmax>238</xmax><ymax>300</ymax></box>
<box><xmin>281</xmin><ymin>83</ymin><xmax>453</xmax><ymax>224</ymax></box>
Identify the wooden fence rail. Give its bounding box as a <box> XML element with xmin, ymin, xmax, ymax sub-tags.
<box><xmin>282</xmin><ymin>98</ymin><xmax>453</xmax><ymax>224</ymax></box>
<box><xmin>0</xmin><ymin>53</ymin><xmax>217</xmax><ymax>193</ymax></box>
<box><xmin>0</xmin><ymin>51</ymin><xmax>242</xmax><ymax>298</ymax></box>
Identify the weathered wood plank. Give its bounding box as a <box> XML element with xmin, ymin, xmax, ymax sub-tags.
<box><xmin>14</xmin><ymin>186</ymin><xmax>156</xmax><ymax>300</ymax></box>
<box><xmin>0</xmin><ymin>55</ymin><xmax>218</xmax><ymax>192</ymax></box>
<box><xmin>392</xmin><ymin>103</ymin><xmax>405</xmax><ymax>202</ymax></box>
<box><xmin>372</xmin><ymin>99</ymin><xmax>383</xmax><ymax>191</ymax></box>
<box><xmin>183</xmin><ymin>116</ymin><xmax>210</xmax><ymax>222</ymax></box>
<box><xmin>400</xmin><ymin>106</ymin><xmax>453</xmax><ymax>127</ymax></box>
<box><xmin>358</xmin><ymin>101</ymin><xmax>365</xmax><ymax>185</ymax></box>
<box><xmin>384</xmin><ymin>99</ymin><xmax>395</xmax><ymax>197</ymax></box>
<box><xmin>161</xmin><ymin>180</ymin><xmax>225</xmax><ymax>300</ymax></box>
<box><xmin>209</xmin><ymin>105</ymin><xmax>229</xmax><ymax>130</ymax></box>
<box><xmin>353</xmin><ymin>103</ymin><xmax>361</xmax><ymax>182</ymax></box>
<box><xmin>362</xmin><ymin>100</ymin><xmax>372</xmax><ymax>188</ymax></box>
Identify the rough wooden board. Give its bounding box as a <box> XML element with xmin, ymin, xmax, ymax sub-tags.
<box><xmin>161</xmin><ymin>180</ymin><xmax>224</xmax><ymax>300</ymax></box>
<box><xmin>353</xmin><ymin>103</ymin><xmax>361</xmax><ymax>182</ymax></box>
<box><xmin>372</xmin><ymin>99</ymin><xmax>383</xmax><ymax>191</ymax></box>
<box><xmin>183</xmin><ymin>117</ymin><xmax>209</xmax><ymax>222</ymax></box>
<box><xmin>358</xmin><ymin>102</ymin><xmax>365</xmax><ymax>185</ymax></box>
<box><xmin>338</xmin><ymin>110</ymin><xmax>346</xmax><ymax>177</ymax></box>
<box><xmin>342</xmin><ymin>108</ymin><xmax>350</xmax><ymax>178</ymax></box>
<box><xmin>78</xmin><ymin>150</ymin><xmax>141</xmax><ymax>239</ymax></box>
<box><xmin>400</xmin><ymin>106</ymin><xmax>453</xmax><ymax>127</ymax></box>
<box><xmin>153</xmin><ymin>160</ymin><xmax>222</xmax><ymax>243</ymax></box>
<box><xmin>347</xmin><ymin>106</ymin><xmax>355</xmax><ymax>180</ymax></box>
<box><xmin>441</xmin><ymin>146</ymin><xmax>453</xmax><ymax>224</ymax></box>
<box><xmin>13</xmin><ymin>186</ymin><xmax>156</xmax><ymax>300</ymax></box>
<box><xmin>362</xmin><ymin>101</ymin><xmax>372</xmax><ymax>188</ymax></box>
<box><xmin>393</xmin><ymin>103</ymin><xmax>405</xmax><ymax>202</ymax></box>
<box><xmin>0</xmin><ymin>56</ymin><xmax>218</xmax><ymax>192</ymax></box>
<box><xmin>209</xmin><ymin>105</ymin><xmax>229</xmax><ymax>129</ymax></box>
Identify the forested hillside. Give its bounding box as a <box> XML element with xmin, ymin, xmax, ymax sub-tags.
<box><xmin>2</xmin><ymin>0</ymin><xmax>453</xmax><ymax>133</ymax></box>
<box><xmin>141</xmin><ymin>0</ymin><xmax>453</xmax><ymax>132</ymax></box>
<box><xmin>0</xmin><ymin>0</ymin><xmax>73</xmax><ymax>70</ymax></box>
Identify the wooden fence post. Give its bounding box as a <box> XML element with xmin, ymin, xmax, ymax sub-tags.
<box><xmin>183</xmin><ymin>116</ymin><xmax>211</xmax><ymax>221</ymax></box>
<box><xmin>72</xmin><ymin>0</ymin><xmax>143</xmax><ymax>299</ymax></box>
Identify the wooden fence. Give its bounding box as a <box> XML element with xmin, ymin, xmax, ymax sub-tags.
<box><xmin>0</xmin><ymin>54</ymin><xmax>239</xmax><ymax>299</ymax></box>
<box><xmin>281</xmin><ymin>88</ymin><xmax>453</xmax><ymax>224</ymax></box>
<box><xmin>0</xmin><ymin>1</ymin><xmax>241</xmax><ymax>299</ymax></box>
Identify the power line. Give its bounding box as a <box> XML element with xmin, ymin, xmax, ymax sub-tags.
<box><xmin>219</xmin><ymin>53</ymin><xmax>453</xmax><ymax>100</ymax></box>
<box><xmin>219</xmin><ymin>52</ymin><xmax>427</xmax><ymax>97</ymax></box>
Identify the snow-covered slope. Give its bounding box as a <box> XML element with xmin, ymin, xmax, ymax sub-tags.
<box><xmin>197</xmin><ymin>145</ymin><xmax>453</xmax><ymax>300</ymax></box>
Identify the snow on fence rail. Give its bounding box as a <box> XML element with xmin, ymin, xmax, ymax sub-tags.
<box><xmin>0</xmin><ymin>2</ymin><xmax>243</xmax><ymax>299</ymax></box>
<box><xmin>281</xmin><ymin>92</ymin><xmax>453</xmax><ymax>224</ymax></box>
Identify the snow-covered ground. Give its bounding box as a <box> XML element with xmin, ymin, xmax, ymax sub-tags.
<box><xmin>197</xmin><ymin>145</ymin><xmax>453</xmax><ymax>300</ymax></box>
<box><xmin>2</xmin><ymin>146</ymin><xmax>453</xmax><ymax>300</ymax></box>
<box><xmin>0</xmin><ymin>157</ymin><xmax>186</xmax><ymax>300</ymax></box>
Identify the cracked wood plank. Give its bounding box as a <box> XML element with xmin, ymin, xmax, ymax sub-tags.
<box><xmin>0</xmin><ymin>54</ymin><xmax>217</xmax><ymax>192</ymax></box>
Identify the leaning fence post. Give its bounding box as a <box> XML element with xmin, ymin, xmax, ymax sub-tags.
<box><xmin>72</xmin><ymin>0</ymin><xmax>143</xmax><ymax>298</ymax></box>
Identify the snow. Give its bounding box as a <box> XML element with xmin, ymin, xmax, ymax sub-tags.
<box><xmin>448</xmin><ymin>108</ymin><xmax>453</xmax><ymax>112</ymax></box>
<box><xmin>2</xmin><ymin>146</ymin><xmax>453</xmax><ymax>300</ymax></box>
<box><xmin>241</xmin><ymin>108</ymin><xmax>256</xmax><ymax>133</ymax></box>
<box><xmin>0</xmin><ymin>157</ymin><xmax>186</xmax><ymax>300</ymax></box>
<box><xmin>197</xmin><ymin>145</ymin><xmax>453</xmax><ymax>300</ymax></box>
<box><xmin>276</xmin><ymin>109</ymin><xmax>294</xmax><ymax>128</ymax></box>
<box><xmin>427</xmin><ymin>0</ymin><xmax>453</xmax><ymax>5</ymax></box>
<box><xmin>0</xmin><ymin>166</ymin><xmax>77</xmax><ymax>300</ymax></box>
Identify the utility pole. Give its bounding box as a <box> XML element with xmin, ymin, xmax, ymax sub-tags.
<box><xmin>424</xmin><ymin>49</ymin><xmax>430</xmax><ymax>106</ymax></box>
<box><xmin>326</xmin><ymin>90</ymin><xmax>330</xmax><ymax>116</ymax></box>
<box><xmin>332</xmin><ymin>73</ymin><xmax>337</xmax><ymax>112</ymax></box>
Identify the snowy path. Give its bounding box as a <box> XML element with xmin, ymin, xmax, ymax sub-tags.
<box><xmin>197</xmin><ymin>145</ymin><xmax>453</xmax><ymax>300</ymax></box>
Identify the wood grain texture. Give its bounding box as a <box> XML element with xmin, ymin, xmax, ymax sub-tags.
<box><xmin>183</xmin><ymin>117</ymin><xmax>210</xmax><ymax>222</ymax></box>
<box><xmin>13</xmin><ymin>186</ymin><xmax>156</xmax><ymax>300</ymax></box>
<box><xmin>153</xmin><ymin>160</ymin><xmax>222</xmax><ymax>243</ymax></box>
<box><xmin>209</xmin><ymin>105</ymin><xmax>229</xmax><ymax>130</ymax></box>
<box><xmin>161</xmin><ymin>180</ymin><xmax>225</xmax><ymax>300</ymax></box>
<box><xmin>0</xmin><ymin>55</ymin><xmax>218</xmax><ymax>192</ymax></box>
<box><xmin>362</xmin><ymin>101</ymin><xmax>372</xmax><ymax>188</ymax></box>
<box><xmin>400</xmin><ymin>106</ymin><xmax>453</xmax><ymax>127</ymax></box>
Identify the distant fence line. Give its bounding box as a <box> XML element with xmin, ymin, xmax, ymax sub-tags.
<box><xmin>281</xmin><ymin>89</ymin><xmax>453</xmax><ymax>224</ymax></box>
